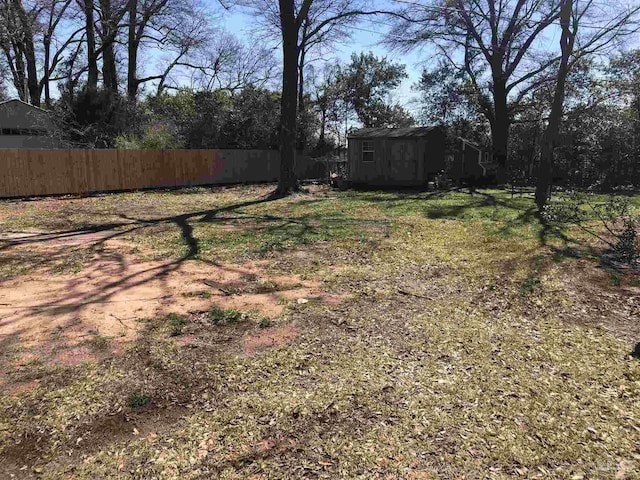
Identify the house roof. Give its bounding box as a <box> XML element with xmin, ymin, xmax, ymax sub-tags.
<box><xmin>348</xmin><ymin>126</ymin><xmax>441</xmax><ymax>139</ymax></box>
<box><xmin>0</xmin><ymin>98</ymin><xmax>48</xmax><ymax>113</ymax></box>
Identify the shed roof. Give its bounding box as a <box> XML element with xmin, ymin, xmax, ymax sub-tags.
<box><xmin>348</xmin><ymin>126</ymin><xmax>440</xmax><ymax>139</ymax></box>
<box><xmin>0</xmin><ymin>98</ymin><xmax>48</xmax><ymax>113</ymax></box>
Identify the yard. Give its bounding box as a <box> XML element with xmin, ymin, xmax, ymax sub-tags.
<box><xmin>0</xmin><ymin>184</ymin><xmax>639</xmax><ymax>479</ymax></box>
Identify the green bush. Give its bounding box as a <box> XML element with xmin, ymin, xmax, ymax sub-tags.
<box><xmin>115</xmin><ymin>124</ymin><xmax>182</xmax><ymax>150</ymax></box>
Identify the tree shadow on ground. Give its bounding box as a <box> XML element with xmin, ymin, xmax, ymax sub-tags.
<box><xmin>0</xmin><ymin>191</ymin><xmax>391</xmax><ymax>375</ymax></box>
<box><xmin>354</xmin><ymin>188</ymin><xmax>606</xmax><ymax>268</ymax></box>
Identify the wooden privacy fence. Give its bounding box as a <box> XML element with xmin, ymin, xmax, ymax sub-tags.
<box><xmin>0</xmin><ymin>149</ymin><xmax>324</xmax><ymax>198</ymax></box>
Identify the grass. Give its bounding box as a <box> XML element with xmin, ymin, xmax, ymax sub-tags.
<box><xmin>258</xmin><ymin>318</ymin><xmax>273</xmax><ymax>329</ymax></box>
<box><xmin>164</xmin><ymin>313</ymin><xmax>187</xmax><ymax>337</ymax></box>
<box><xmin>127</xmin><ymin>393</ymin><xmax>151</xmax><ymax>410</ymax></box>
<box><xmin>182</xmin><ymin>290</ymin><xmax>212</xmax><ymax>299</ymax></box>
<box><xmin>208</xmin><ymin>307</ymin><xmax>242</xmax><ymax>324</ymax></box>
<box><xmin>0</xmin><ymin>185</ymin><xmax>639</xmax><ymax>478</ymax></box>
<box><xmin>610</xmin><ymin>271</ymin><xmax>622</xmax><ymax>287</ymax></box>
<box><xmin>84</xmin><ymin>333</ymin><xmax>111</xmax><ymax>352</ymax></box>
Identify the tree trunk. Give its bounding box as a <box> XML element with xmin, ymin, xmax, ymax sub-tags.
<box><xmin>296</xmin><ymin>45</ymin><xmax>306</xmax><ymax>150</ymax></box>
<box><xmin>12</xmin><ymin>0</ymin><xmax>39</xmax><ymax>106</ymax></box>
<box><xmin>276</xmin><ymin>0</ymin><xmax>299</xmax><ymax>196</ymax></box>
<box><xmin>127</xmin><ymin>0</ymin><xmax>138</xmax><ymax>99</ymax></box>
<box><xmin>100</xmin><ymin>0</ymin><xmax>118</xmax><ymax>92</ymax></box>
<box><xmin>491</xmin><ymin>76</ymin><xmax>509</xmax><ymax>184</ymax></box>
<box><xmin>84</xmin><ymin>0</ymin><xmax>99</xmax><ymax>91</ymax></box>
<box><xmin>535</xmin><ymin>0</ymin><xmax>575</xmax><ymax>210</ymax></box>
<box><xmin>102</xmin><ymin>42</ymin><xmax>118</xmax><ymax>91</ymax></box>
<box><xmin>43</xmin><ymin>36</ymin><xmax>51</xmax><ymax>106</ymax></box>
<box><xmin>23</xmin><ymin>36</ymin><xmax>39</xmax><ymax>106</ymax></box>
<box><xmin>319</xmin><ymin>108</ymin><xmax>326</xmax><ymax>147</ymax></box>
<box><xmin>8</xmin><ymin>41</ymin><xmax>28</xmax><ymax>101</ymax></box>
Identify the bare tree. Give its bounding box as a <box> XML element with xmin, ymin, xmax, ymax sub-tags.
<box><xmin>41</xmin><ymin>0</ymin><xmax>84</xmax><ymax>106</ymax></box>
<box><xmin>387</xmin><ymin>0</ymin><xmax>640</xmax><ymax>185</ymax></box>
<box><xmin>240</xmin><ymin>0</ymin><xmax>388</xmax><ymax>194</ymax></box>
<box><xmin>534</xmin><ymin>0</ymin><xmax>640</xmax><ymax>208</ymax></box>
<box><xmin>150</xmin><ymin>13</ymin><xmax>213</xmax><ymax>95</ymax></box>
<box><xmin>247</xmin><ymin>0</ymin><xmax>385</xmax><ymax>150</ymax></box>
<box><xmin>535</xmin><ymin>0</ymin><xmax>575</xmax><ymax>209</ymax></box>
<box><xmin>95</xmin><ymin>0</ymin><xmax>127</xmax><ymax>92</ymax></box>
<box><xmin>126</xmin><ymin>0</ymin><xmax>207</xmax><ymax>98</ymax></box>
<box><xmin>76</xmin><ymin>0</ymin><xmax>98</xmax><ymax>89</ymax></box>
<box><xmin>158</xmin><ymin>31</ymin><xmax>278</xmax><ymax>95</ymax></box>
<box><xmin>0</xmin><ymin>0</ymin><xmax>84</xmax><ymax>105</ymax></box>
<box><xmin>387</xmin><ymin>0</ymin><xmax>566</xmax><ymax>183</ymax></box>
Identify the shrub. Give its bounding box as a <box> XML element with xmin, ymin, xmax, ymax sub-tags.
<box><xmin>543</xmin><ymin>193</ymin><xmax>638</xmax><ymax>264</ymax></box>
<box><xmin>520</xmin><ymin>275</ymin><xmax>541</xmax><ymax>297</ymax></box>
<box><xmin>86</xmin><ymin>334</ymin><xmax>111</xmax><ymax>351</ymax></box>
<box><xmin>115</xmin><ymin>124</ymin><xmax>182</xmax><ymax>150</ymax></box>
<box><xmin>259</xmin><ymin>318</ymin><xmax>272</xmax><ymax>328</ymax></box>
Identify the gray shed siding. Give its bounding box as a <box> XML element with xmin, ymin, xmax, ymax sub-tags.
<box><xmin>0</xmin><ymin>100</ymin><xmax>61</xmax><ymax>149</ymax></box>
<box><xmin>348</xmin><ymin>128</ymin><xmax>446</xmax><ymax>186</ymax></box>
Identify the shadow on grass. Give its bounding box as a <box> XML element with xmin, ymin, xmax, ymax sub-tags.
<box><xmin>0</xmin><ymin>192</ymin><xmax>391</xmax><ymax>355</ymax></box>
<box><xmin>356</xmin><ymin>188</ymin><xmax>603</xmax><ymax>267</ymax></box>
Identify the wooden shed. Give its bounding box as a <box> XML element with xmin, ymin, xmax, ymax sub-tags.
<box><xmin>347</xmin><ymin>126</ymin><xmax>446</xmax><ymax>187</ymax></box>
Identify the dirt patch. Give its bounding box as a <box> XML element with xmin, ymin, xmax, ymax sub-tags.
<box><xmin>0</xmin><ymin>239</ymin><xmax>336</xmax><ymax>381</ymax></box>
<box><xmin>0</xmin><ymin>229</ymin><xmax>132</xmax><ymax>247</ymax></box>
<box><xmin>556</xmin><ymin>259</ymin><xmax>640</xmax><ymax>344</ymax></box>
<box><xmin>243</xmin><ymin>324</ymin><xmax>301</xmax><ymax>356</ymax></box>
<box><xmin>1</xmin><ymin>404</ymin><xmax>190</xmax><ymax>477</ymax></box>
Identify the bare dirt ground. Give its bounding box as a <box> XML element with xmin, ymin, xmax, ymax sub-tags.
<box><xmin>556</xmin><ymin>258</ymin><xmax>640</xmax><ymax>344</ymax></box>
<box><xmin>0</xmin><ymin>232</ymin><xmax>342</xmax><ymax>389</ymax></box>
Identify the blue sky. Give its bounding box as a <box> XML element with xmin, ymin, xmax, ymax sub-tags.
<box><xmin>218</xmin><ymin>6</ymin><xmax>428</xmax><ymax>114</ymax></box>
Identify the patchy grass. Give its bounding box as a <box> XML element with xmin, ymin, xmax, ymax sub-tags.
<box><xmin>84</xmin><ymin>333</ymin><xmax>112</xmax><ymax>352</ymax></box>
<box><xmin>164</xmin><ymin>313</ymin><xmax>187</xmax><ymax>337</ymax></box>
<box><xmin>208</xmin><ymin>307</ymin><xmax>243</xmax><ymax>324</ymax></box>
<box><xmin>258</xmin><ymin>318</ymin><xmax>273</xmax><ymax>329</ymax></box>
<box><xmin>127</xmin><ymin>393</ymin><xmax>152</xmax><ymax>410</ymax></box>
<box><xmin>0</xmin><ymin>185</ymin><xmax>639</xmax><ymax>478</ymax></box>
<box><xmin>182</xmin><ymin>290</ymin><xmax>212</xmax><ymax>299</ymax></box>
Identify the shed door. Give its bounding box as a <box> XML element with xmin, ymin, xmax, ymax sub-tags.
<box><xmin>389</xmin><ymin>141</ymin><xmax>417</xmax><ymax>183</ymax></box>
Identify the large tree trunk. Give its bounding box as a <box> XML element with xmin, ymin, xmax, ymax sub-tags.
<box><xmin>23</xmin><ymin>37</ymin><xmax>39</xmax><ymax>105</ymax></box>
<box><xmin>276</xmin><ymin>0</ymin><xmax>299</xmax><ymax>196</ymax></box>
<box><xmin>491</xmin><ymin>76</ymin><xmax>509</xmax><ymax>184</ymax></box>
<box><xmin>12</xmin><ymin>0</ymin><xmax>39</xmax><ymax>105</ymax></box>
<box><xmin>100</xmin><ymin>0</ymin><xmax>118</xmax><ymax>92</ymax></box>
<box><xmin>84</xmin><ymin>0</ymin><xmax>99</xmax><ymax>90</ymax></box>
<box><xmin>535</xmin><ymin>0</ymin><xmax>575</xmax><ymax>210</ymax></box>
<box><xmin>102</xmin><ymin>42</ymin><xmax>118</xmax><ymax>91</ymax></box>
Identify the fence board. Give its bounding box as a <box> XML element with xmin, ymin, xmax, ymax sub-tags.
<box><xmin>0</xmin><ymin>149</ymin><xmax>321</xmax><ymax>198</ymax></box>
